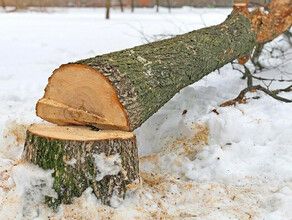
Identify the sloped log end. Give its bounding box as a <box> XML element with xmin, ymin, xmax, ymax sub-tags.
<box><xmin>37</xmin><ymin>65</ymin><xmax>130</xmax><ymax>131</ymax></box>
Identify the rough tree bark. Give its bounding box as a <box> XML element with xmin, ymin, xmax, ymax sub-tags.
<box><xmin>23</xmin><ymin>124</ymin><xmax>139</xmax><ymax>208</ymax></box>
<box><xmin>37</xmin><ymin>13</ymin><xmax>256</xmax><ymax>131</ymax></box>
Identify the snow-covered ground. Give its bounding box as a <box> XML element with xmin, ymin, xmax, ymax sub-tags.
<box><xmin>0</xmin><ymin>7</ymin><xmax>292</xmax><ymax>219</ymax></box>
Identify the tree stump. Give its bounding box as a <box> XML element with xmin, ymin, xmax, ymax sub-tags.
<box><xmin>23</xmin><ymin>124</ymin><xmax>139</xmax><ymax>208</ymax></box>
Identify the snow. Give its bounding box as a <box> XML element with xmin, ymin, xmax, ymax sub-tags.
<box><xmin>0</xmin><ymin>162</ymin><xmax>57</xmax><ymax>219</ymax></box>
<box><xmin>93</xmin><ymin>153</ymin><xmax>122</xmax><ymax>181</ymax></box>
<box><xmin>65</xmin><ymin>157</ymin><xmax>77</xmax><ymax>166</ymax></box>
<box><xmin>0</xmin><ymin>6</ymin><xmax>292</xmax><ymax>219</ymax></box>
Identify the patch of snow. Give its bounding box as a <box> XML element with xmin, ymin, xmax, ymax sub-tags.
<box><xmin>0</xmin><ymin>162</ymin><xmax>56</xmax><ymax>219</ymax></box>
<box><xmin>93</xmin><ymin>153</ymin><xmax>122</xmax><ymax>181</ymax></box>
<box><xmin>137</xmin><ymin>56</ymin><xmax>147</xmax><ymax>63</ymax></box>
<box><xmin>65</xmin><ymin>157</ymin><xmax>77</xmax><ymax>166</ymax></box>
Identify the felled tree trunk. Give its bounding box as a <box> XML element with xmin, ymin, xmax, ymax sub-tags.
<box><xmin>36</xmin><ymin>0</ymin><xmax>291</xmax><ymax>132</ymax></box>
<box><xmin>23</xmin><ymin>124</ymin><xmax>139</xmax><ymax>208</ymax></box>
<box><xmin>37</xmin><ymin>13</ymin><xmax>256</xmax><ymax>131</ymax></box>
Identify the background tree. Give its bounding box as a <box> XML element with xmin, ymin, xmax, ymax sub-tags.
<box><xmin>131</xmin><ymin>0</ymin><xmax>134</xmax><ymax>13</ymax></box>
<box><xmin>167</xmin><ymin>0</ymin><xmax>171</xmax><ymax>13</ymax></box>
<box><xmin>119</xmin><ymin>0</ymin><xmax>123</xmax><ymax>12</ymax></box>
<box><xmin>38</xmin><ymin>0</ymin><xmax>47</xmax><ymax>12</ymax></box>
<box><xmin>13</xmin><ymin>0</ymin><xmax>27</xmax><ymax>11</ymax></box>
<box><xmin>105</xmin><ymin>0</ymin><xmax>110</xmax><ymax>19</ymax></box>
<box><xmin>156</xmin><ymin>0</ymin><xmax>159</xmax><ymax>12</ymax></box>
<box><xmin>1</xmin><ymin>0</ymin><xmax>6</xmax><ymax>10</ymax></box>
<box><xmin>15</xmin><ymin>0</ymin><xmax>19</xmax><ymax>11</ymax></box>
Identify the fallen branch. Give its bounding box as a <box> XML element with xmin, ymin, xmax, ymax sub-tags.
<box><xmin>220</xmin><ymin>84</ymin><xmax>292</xmax><ymax>107</ymax></box>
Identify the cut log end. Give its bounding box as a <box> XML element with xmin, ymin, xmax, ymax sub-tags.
<box><xmin>37</xmin><ymin>64</ymin><xmax>130</xmax><ymax>131</ymax></box>
<box><xmin>28</xmin><ymin>123</ymin><xmax>134</xmax><ymax>141</ymax></box>
<box><xmin>23</xmin><ymin>124</ymin><xmax>139</xmax><ymax>208</ymax></box>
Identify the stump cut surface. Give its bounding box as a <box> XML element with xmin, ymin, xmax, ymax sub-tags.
<box><xmin>29</xmin><ymin>124</ymin><xmax>134</xmax><ymax>141</ymax></box>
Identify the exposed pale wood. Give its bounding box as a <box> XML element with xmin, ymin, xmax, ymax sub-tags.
<box><xmin>37</xmin><ymin>98</ymin><xmax>129</xmax><ymax>131</ymax></box>
<box><xmin>232</xmin><ymin>0</ymin><xmax>292</xmax><ymax>65</ymax></box>
<box><xmin>37</xmin><ymin>64</ymin><xmax>129</xmax><ymax>131</ymax></box>
<box><xmin>234</xmin><ymin>0</ymin><xmax>292</xmax><ymax>44</ymax></box>
<box><xmin>29</xmin><ymin>124</ymin><xmax>134</xmax><ymax>141</ymax></box>
<box><xmin>254</xmin><ymin>0</ymin><xmax>292</xmax><ymax>43</ymax></box>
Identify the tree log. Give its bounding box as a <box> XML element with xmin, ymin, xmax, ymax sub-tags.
<box><xmin>37</xmin><ymin>13</ymin><xmax>256</xmax><ymax>131</ymax></box>
<box><xmin>36</xmin><ymin>0</ymin><xmax>291</xmax><ymax>131</ymax></box>
<box><xmin>23</xmin><ymin>124</ymin><xmax>139</xmax><ymax>208</ymax></box>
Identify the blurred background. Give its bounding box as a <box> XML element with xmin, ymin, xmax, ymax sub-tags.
<box><xmin>1</xmin><ymin>0</ymin><xmax>271</xmax><ymax>10</ymax></box>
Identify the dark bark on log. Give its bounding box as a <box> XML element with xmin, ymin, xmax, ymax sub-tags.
<box><xmin>70</xmin><ymin>14</ymin><xmax>256</xmax><ymax>130</ymax></box>
<box><xmin>23</xmin><ymin>125</ymin><xmax>139</xmax><ymax>208</ymax></box>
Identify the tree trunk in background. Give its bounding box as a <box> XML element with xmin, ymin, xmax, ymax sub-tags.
<box><xmin>14</xmin><ymin>0</ymin><xmax>26</xmax><ymax>10</ymax></box>
<box><xmin>156</xmin><ymin>0</ymin><xmax>159</xmax><ymax>12</ymax></box>
<box><xmin>119</xmin><ymin>0</ymin><xmax>124</xmax><ymax>12</ymax></box>
<box><xmin>1</xmin><ymin>0</ymin><xmax>5</xmax><ymax>9</ymax></box>
<box><xmin>23</xmin><ymin>124</ymin><xmax>139</xmax><ymax>208</ymax></box>
<box><xmin>106</xmin><ymin>0</ymin><xmax>110</xmax><ymax>19</ymax></box>
<box><xmin>38</xmin><ymin>0</ymin><xmax>46</xmax><ymax>12</ymax></box>
<box><xmin>131</xmin><ymin>0</ymin><xmax>134</xmax><ymax>12</ymax></box>
<box><xmin>167</xmin><ymin>0</ymin><xmax>171</xmax><ymax>13</ymax></box>
<box><xmin>15</xmin><ymin>0</ymin><xmax>19</xmax><ymax>10</ymax></box>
